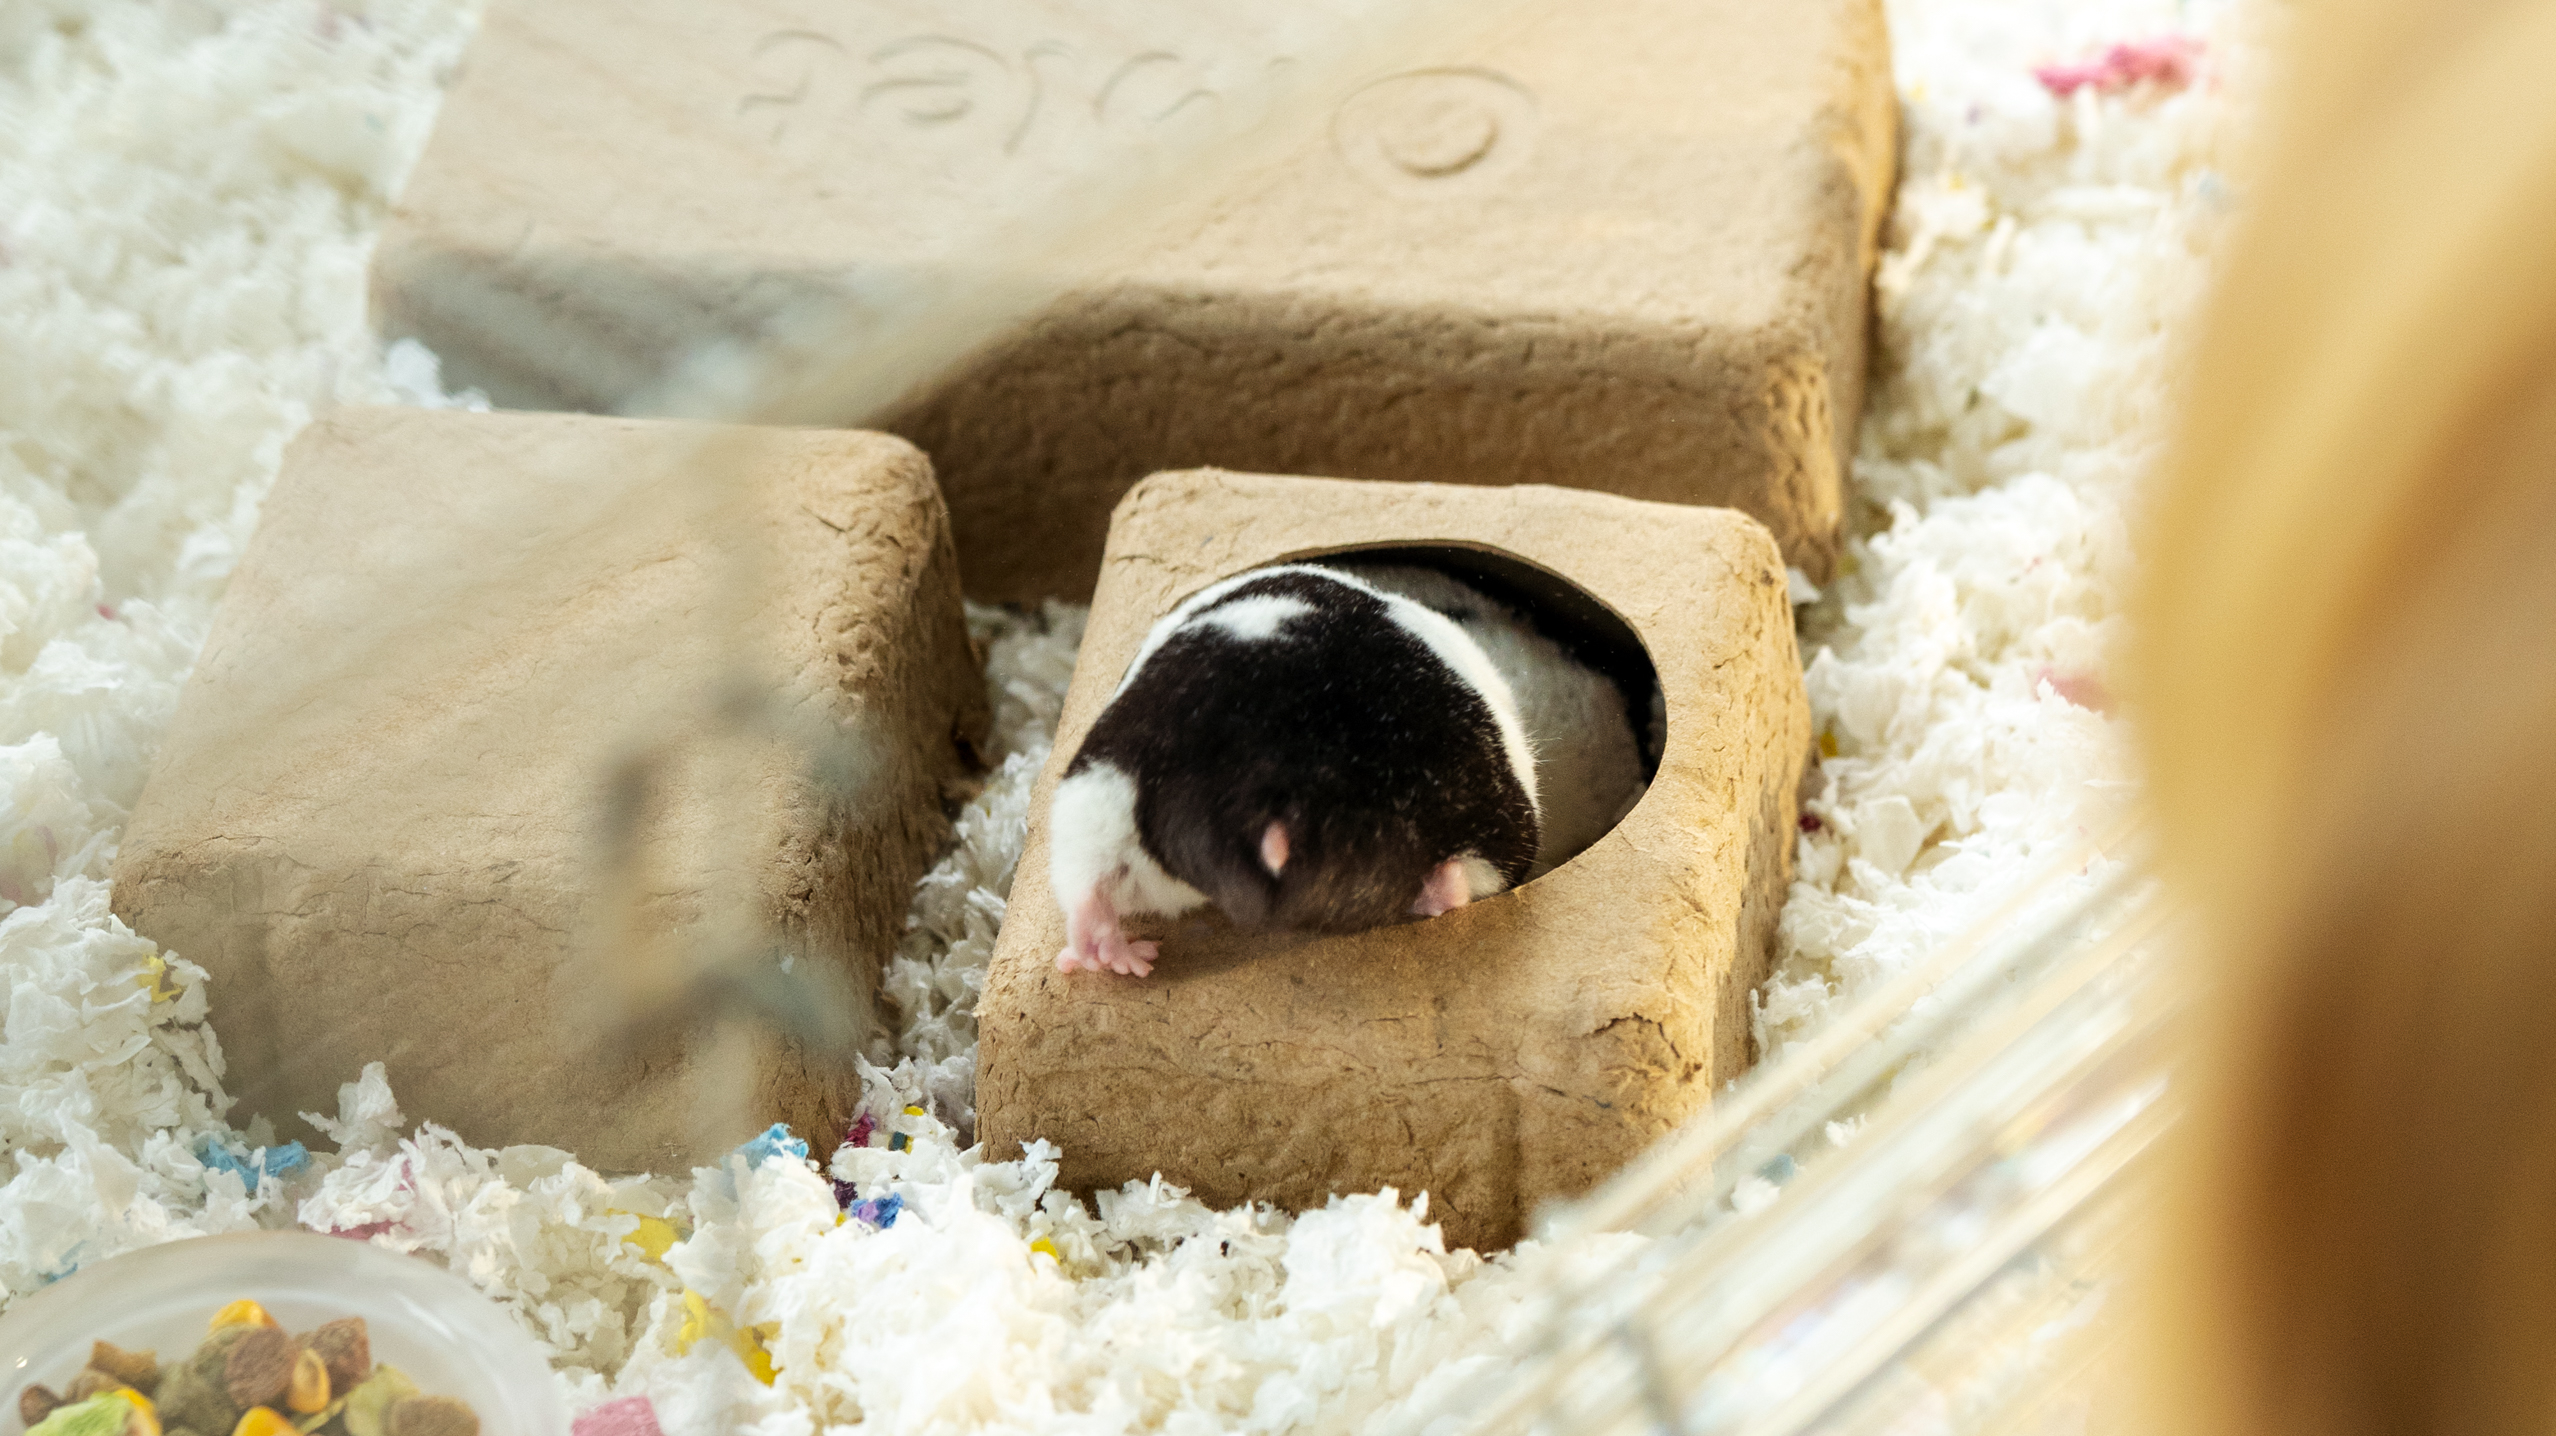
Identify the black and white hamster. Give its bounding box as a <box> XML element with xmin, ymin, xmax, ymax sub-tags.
<box><xmin>1047</xmin><ymin>561</ymin><xmax>1643</xmax><ymax>976</ymax></box>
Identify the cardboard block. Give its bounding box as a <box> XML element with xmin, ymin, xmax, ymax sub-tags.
<box><xmin>111</xmin><ymin>408</ymin><xmax>987</xmax><ymax>1172</ymax></box>
<box><xmin>974</xmin><ymin>470</ymin><xmax>1809</xmax><ymax>1252</ymax></box>
<box><xmin>372</xmin><ymin>0</ymin><xmax>1896</xmax><ymax>599</ymax></box>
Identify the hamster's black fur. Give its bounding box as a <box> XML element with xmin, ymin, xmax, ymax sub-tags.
<box><xmin>1080</xmin><ymin>565</ymin><xmax>1534</xmax><ymax>929</ymax></box>
<box><xmin>1047</xmin><ymin>563</ymin><xmax>1543</xmax><ymax>974</ymax></box>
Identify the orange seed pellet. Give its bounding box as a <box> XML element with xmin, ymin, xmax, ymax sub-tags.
<box><xmin>231</xmin><ymin>1407</ymin><xmax>297</xmax><ymax>1436</ymax></box>
<box><xmin>112</xmin><ymin>1388</ymin><xmax>162</xmax><ymax>1436</ymax></box>
<box><xmin>209</xmin><ymin>1299</ymin><xmax>278</xmax><ymax>1331</ymax></box>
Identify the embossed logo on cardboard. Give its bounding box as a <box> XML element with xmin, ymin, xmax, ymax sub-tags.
<box><xmin>736</xmin><ymin>22</ymin><xmax>1537</xmax><ymax>202</ymax></box>
<box><xmin>1332</xmin><ymin>68</ymin><xmax>1540</xmax><ymax>198</ymax></box>
<box><xmin>739</xmin><ymin>29</ymin><xmax>1227</xmax><ymax>162</ymax></box>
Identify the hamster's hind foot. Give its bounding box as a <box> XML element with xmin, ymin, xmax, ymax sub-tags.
<box><xmin>1054</xmin><ymin>937</ymin><xmax>1159</xmax><ymax>978</ymax></box>
<box><xmin>1056</xmin><ymin>882</ymin><xmax>1160</xmax><ymax>978</ymax></box>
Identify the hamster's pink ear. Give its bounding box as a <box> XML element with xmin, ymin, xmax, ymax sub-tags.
<box><xmin>1260</xmin><ymin>821</ymin><xmax>1290</xmax><ymax>876</ymax></box>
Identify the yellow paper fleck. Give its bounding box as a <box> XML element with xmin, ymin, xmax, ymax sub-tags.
<box><xmin>741</xmin><ymin>1323</ymin><xmax>781</xmax><ymax>1385</ymax></box>
<box><xmin>134</xmin><ymin>955</ymin><xmax>176</xmax><ymax>1003</ymax></box>
<box><xmin>619</xmin><ymin>1212</ymin><xmax>679</xmax><ymax>1262</ymax></box>
<box><xmin>674</xmin><ymin>1290</ymin><xmax>778</xmax><ymax>1385</ymax></box>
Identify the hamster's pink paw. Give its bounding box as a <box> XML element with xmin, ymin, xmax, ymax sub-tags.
<box><xmin>1061</xmin><ymin>882</ymin><xmax>1158</xmax><ymax>976</ymax></box>
<box><xmin>1410</xmin><ymin>858</ymin><xmax>1474</xmax><ymax>918</ymax></box>
<box><xmin>1105</xmin><ymin>939</ymin><xmax>1159</xmax><ymax>978</ymax></box>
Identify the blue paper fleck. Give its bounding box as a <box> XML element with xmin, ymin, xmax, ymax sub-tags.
<box><xmin>848</xmin><ymin>1194</ymin><xmax>902</xmax><ymax>1230</ymax></box>
<box><xmin>38</xmin><ymin>1243</ymin><xmax>86</xmax><ymax>1285</ymax></box>
<box><xmin>739</xmin><ymin>1123</ymin><xmax>810</xmax><ymax>1169</ymax></box>
<box><xmin>197</xmin><ymin>1137</ymin><xmax>309</xmax><ymax>1184</ymax></box>
<box><xmin>1757</xmin><ymin>1153</ymin><xmax>1798</xmax><ymax>1186</ymax></box>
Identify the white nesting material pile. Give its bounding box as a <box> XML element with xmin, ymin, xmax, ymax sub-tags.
<box><xmin>0</xmin><ymin>0</ymin><xmax>2249</xmax><ymax>1429</ymax></box>
<box><xmin>1761</xmin><ymin>0</ymin><xmax>2245</xmax><ymax>1051</ymax></box>
<box><xmin>0</xmin><ymin>0</ymin><xmax>489</xmax><ymax>1288</ymax></box>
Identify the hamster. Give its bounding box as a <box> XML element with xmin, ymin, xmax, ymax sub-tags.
<box><xmin>1046</xmin><ymin>561</ymin><xmax>1646</xmax><ymax>977</ymax></box>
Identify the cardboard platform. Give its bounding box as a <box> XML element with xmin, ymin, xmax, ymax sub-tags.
<box><xmin>111</xmin><ymin>408</ymin><xmax>987</xmax><ymax>1171</ymax></box>
<box><xmin>372</xmin><ymin>0</ymin><xmax>1896</xmax><ymax>600</ymax></box>
<box><xmin>974</xmin><ymin>470</ymin><xmax>1810</xmax><ymax>1252</ymax></box>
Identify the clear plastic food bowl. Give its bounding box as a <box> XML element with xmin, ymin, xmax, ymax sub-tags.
<box><xmin>0</xmin><ymin>1231</ymin><xmax>568</xmax><ymax>1436</ymax></box>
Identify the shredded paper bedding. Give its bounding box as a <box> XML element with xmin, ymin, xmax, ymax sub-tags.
<box><xmin>0</xmin><ymin>0</ymin><xmax>2242</xmax><ymax>1428</ymax></box>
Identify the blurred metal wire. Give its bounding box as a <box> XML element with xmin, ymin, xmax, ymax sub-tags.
<box><xmin>586</xmin><ymin>0</ymin><xmax>1574</xmax><ymax>1139</ymax></box>
<box><xmin>1400</xmin><ymin>817</ymin><xmax>2175</xmax><ymax>1436</ymax></box>
<box><xmin>182</xmin><ymin>0</ymin><xmax>1568</xmax><ymax>1144</ymax></box>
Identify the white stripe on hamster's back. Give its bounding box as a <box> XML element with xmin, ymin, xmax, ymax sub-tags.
<box><xmin>1195</xmin><ymin>593</ymin><xmax>1314</xmax><ymax>642</ymax></box>
<box><xmin>1112</xmin><ymin>564</ymin><xmax>1348</xmax><ymax>697</ymax></box>
<box><xmin>1366</xmin><ymin>590</ymin><xmax>1541</xmax><ymax>819</ymax></box>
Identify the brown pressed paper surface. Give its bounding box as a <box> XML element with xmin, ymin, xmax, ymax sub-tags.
<box><xmin>976</xmin><ymin>471</ymin><xmax>1810</xmax><ymax>1252</ymax></box>
<box><xmin>111</xmin><ymin>408</ymin><xmax>987</xmax><ymax>1172</ymax></box>
<box><xmin>372</xmin><ymin>0</ymin><xmax>1897</xmax><ymax>600</ymax></box>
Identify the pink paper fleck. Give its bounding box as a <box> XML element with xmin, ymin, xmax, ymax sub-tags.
<box><xmin>320</xmin><ymin>1220</ymin><xmax>397</xmax><ymax>1241</ymax></box>
<box><xmin>2037</xmin><ymin>666</ymin><xmax>2113</xmax><ymax>714</ymax></box>
<box><xmin>574</xmin><ymin>1398</ymin><xmax>665</xmax><ymax>1436</ymax></box>
<box><xmin>2035</xmin><ymin>35</ymin><xmax>2204</xmax><ymax>98</ymax></box>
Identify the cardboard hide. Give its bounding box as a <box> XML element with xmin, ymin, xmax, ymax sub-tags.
<box><xmin>371</xmin><ymin>0</ymin><xmax>1897</xmax><ymax>600</ymax></box>
<box><xmin>975</xmin><ymin>470</ymin><xmax>1810</xmax><ymax>1252</ymax></box>
<box><xmin>111</xmin><ymin>408</ymin><xmax>988</xmax><ymax>1171</ymax></box>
